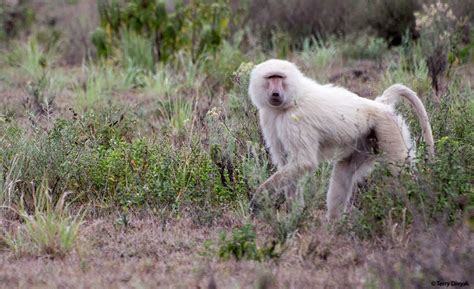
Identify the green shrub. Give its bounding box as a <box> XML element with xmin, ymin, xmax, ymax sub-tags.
<box><xmin>0</xmin><ymin>0</ymin><xmax>34</xmax><ymax>42</ymax></box>
<box><xmin>367</xmin><ymin>0</ymin><xmax>419</xmax><ymax>45</ymax></box>
<box><xmin>340</xmin><ymin>35</ymin><xmax>387</xmax><ymax>61</ymax></box>
<box><xmin>120</xmin><ymin>29</ymin><xmax>154</xmax><ymax>71</ymax></box>
<box><xmin>93</xmin><ymin>0</ymin><xmax>231</xmax><ymax>65</ymax></box>
<box><xmin>415</xmin><ymin>2</ymin><xmax>451</xmax><ymax>91</ymax></box>
<box><xmin>217</xmin><ymin>224</ymin><xmax>278</xmax><ymax>261</ymax></box>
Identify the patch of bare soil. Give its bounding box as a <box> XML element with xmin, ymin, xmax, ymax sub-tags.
<box><xmin>1</xmin><ymin>211</ymin><xmax>472</xmax><ymax>289</ymax></box>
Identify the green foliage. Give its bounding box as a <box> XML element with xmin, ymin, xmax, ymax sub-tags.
<box><xmin>340</xmin><ymin>35</ymin><xmax>387</xmax><ymax>61</ymax></box>
<box><xmin>217</xmin><ymin>224</ymin><xmax>278</xmax><ymax>261</ymax></box>
<box><xmin>205</xmin><ymin>36</ymin><xmax>249</xmax><ymax>88</ymax></box>
<box><xmin>366</xmin><ymin>0</ymin><xmax>419</xmax><ymax>45</ymax></box>
<box><xmin>120</xmin><ymin>29</ymin><xmax>154</xmax><ymax>71</ymax></box>
<box><xmin>93</xmin><ymin>0</ymin><xmax>231</xmax><ymax>66</ymax></box>
<box><xmin>414</xmin><ymin>2</ymin><xmax>462</xmax><ymax>91</ymax></box>
<box><xmin>5</xmin><ymin>37</ymin><xmax>59</xmax><ymax>78</ymax></box>
<box><xmin>4</xmin><ymin>37</ymin><xmax>66</xmax><ymax>114</ymax></box>
<box><xmin>74</xmin><ymin>64</ymin><xmax>131</xmax><ymax>111</ymax></box>
<box><xmin>299</xmin><ymin>37</ymin><xmax>340</xmax><ymax>81</ymax></box>
<box><xmin>0</xmin><ymin>0</ymin><xmax>34</xmax><ymax>41</ymax></box>
<box><xmin>381</xmin><ymin>41</ymin><xmax>431</xmax><ymax>95</ymax></box>
<box><xmin>301</xmin><ymin>38</ymin><xmax>339</xmax><ymax>68</ymax></box>
<box><xmin>157</xmin><ymin>97</ymin><xmax>192</xmax><ymax>135</ymax></box>
<box><xmin>0</xmin><ymin>155</ymin><xmax>21</xmax><ymax>210</ymax></box>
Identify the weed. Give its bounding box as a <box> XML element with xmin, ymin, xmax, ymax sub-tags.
<box><xmin>381</xmin><ymin>42</ymin><xmax>431</xmax><ymax>95</ymax></box>
<box><xmin>217</xmin><ymin>224</ymin><xmax>278</xmax><ymax>261</ymax></box>
<box><xmin>94</xmin><ymin>0</ymin><xmax>231</xmax><ymax>63</ymax></box>
<box><xmin>120</xmin><ymin>29</ymin><xmax>154</xmax><ymax>72</ymax></box>
<box><xmin>340</xmin><ymin>35</ymin><xmax>387</xmax><ymax>61</ymax></box>
<box><xmin>300</xmin><ymin>37</ymin><xmax>340</xmax><ymax>81</ymax></box>
<box><xmin>415</xmin><ymin>1</ymin><xmax>463</xmax><ymax>92</ymax></box>
<box><xmin>2</xmin><ymin>180</ymin><xmax>84</xmax><ymax>258</ymax></box>
<box><xmin>74</xmin><ymin>64</ymin><xmax>129</xmax><ymax>111</ymax></box>
<box><xmin>157</xmin><ymin>96</ymin><xmax>192</xmax><ymax>136</ymax></box>
<box><xmin>0</xmin><ymin>155</ymin><xmax>21</xmax><ymax>211</ymax></box>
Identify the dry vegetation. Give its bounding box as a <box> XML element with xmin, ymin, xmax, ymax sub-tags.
<box><xmin>0</xmin><ymin>0</ymin><xmax>473</xmax><ymax>288</ymax></box>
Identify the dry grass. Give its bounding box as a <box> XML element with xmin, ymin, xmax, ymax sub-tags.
<box><xmin>1</xmin><ymin>211</ymin><xmax>471</xmax><ymax>288</ymax></box>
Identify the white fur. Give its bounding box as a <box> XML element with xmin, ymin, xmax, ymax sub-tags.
<box><xmin>248</xmin><ymin>59</ymin><xmax>434</xmax><ymax>220</ymax></box>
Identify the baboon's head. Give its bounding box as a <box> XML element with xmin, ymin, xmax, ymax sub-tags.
<box><xmin>248</xmin><ymin>59</ymin><xmax>303</xmax><ymax>111</ymax></box>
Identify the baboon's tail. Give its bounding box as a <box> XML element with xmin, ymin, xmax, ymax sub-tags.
<box><xmin>375</xmin><ymin>84</ymin><xmax>435</xmax><ymax>159</ymax></box>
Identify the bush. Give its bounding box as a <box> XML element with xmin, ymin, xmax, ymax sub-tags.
<box><xmin>93</xmin><ymin>0</ymin><xmax>231</xmax><ymax>66</ymax></box>
<box><xmin>366</xmin><ymin>0</ymin><xmax>419</xmax><ymax>45</ymax></box>
<box><xmin>246</xmin><ymin>0</ymin><xmax>362</xmax><ymax>44</ymax></box>
<box><xmin>217</xmin><ymin>224</ymin><xmax>278</xmax><ymax>261</ymax></box>
<box><xmin>0</xmin><ymin>0</ymin><xmax>34</xmax><ymax>42</ymax></box>
<box><xmin>340</xmin><ymin>35</ymin><xmax>387</xmax><ymax>61</ymax></box>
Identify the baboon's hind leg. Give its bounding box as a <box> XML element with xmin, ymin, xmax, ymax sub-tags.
<box><xmin>326</xmin><ymin>137</ymin><xmax>375</xmax><ymax>221</ymax></box>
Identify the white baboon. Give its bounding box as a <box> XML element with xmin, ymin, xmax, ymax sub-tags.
<box><xmin>248</xmin><ymin>59</ymin><xmax>434</xmax><ymax>220</ymax></box>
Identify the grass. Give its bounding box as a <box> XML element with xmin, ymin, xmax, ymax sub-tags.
<box><xmin>299</xmin><ymin>37</ymin><xmax>340</xmax><ymax>81</ymax></box>
<box><xmin>1</xmin><ymin>180</ymin><xmax>84</xmax><ymax>258</ymax></box>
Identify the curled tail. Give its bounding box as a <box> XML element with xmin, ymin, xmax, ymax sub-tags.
<box><xmin>375</xmin><ymin>84</ymin><xmax>435</xmax><ymax>159</ymax></box>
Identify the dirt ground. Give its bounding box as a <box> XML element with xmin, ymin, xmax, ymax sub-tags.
<box><xmin>0</xmin><ymin>210</ymin><xmax>356</xmax><ymax>288</ymax></box>
<box><xmin>0</xmin><ymin>210</ymin><xmax>376</xmax><ymax>289</ymax></box>
<box><xmin>1</xmin><ymin>209</ymin><xmax>472</xmax><ymax>289</ymax></box>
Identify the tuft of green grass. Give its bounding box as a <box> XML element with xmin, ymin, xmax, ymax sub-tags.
<box><xmin>381</xmin><ymin>42</ymin><xmax>431</xmax><ymax>94</ymax></box>
<box><xmin>3</xmin><ymin>37</ymin><xmax>67</xmax><ymax>114</ymax></box>
<box><xmin>340</xmin><ymin>34</ymin><xmax>387</xmax><ymax>61</ymax></box>
<box><xmin>142</xmin><ymin>65</ymin><xmax>177</xmax><ymax>97</ymax></box>
<box><xmin>2</xmin><ymin>180</ymin><xmax>84</xmax><ymax>258</ymax></box>
<box><xmin>300</xmin><ymin>37</ymin><xmax>340</xmax><ymax>81</ymax></box>
<box><xmin>5</xmin><ymin>37</ymin><xmax>58</xmax><ymax>78</ymax></box>
<box><xmin>157</xmin><ymin>96</ymin><xmax>193</xmax><ymax>136</ymax></box>
<box><xmin>301</xmin><ymin>37</ymin><xmax>339</xmax><ymax>67</ymax></box>
<box><xmin>120</xmin><ymin>29</ymin><xmax>155</xmax><ymax>72</ymax></box>
<box><xmin>74</xmin><ymin>64</ymin><xmax>130</xmax><ymax>111</ymax></box>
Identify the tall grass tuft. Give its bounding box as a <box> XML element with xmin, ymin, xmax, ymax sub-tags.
<box><xmin>120</xmin><ymin>29</ymin><xmax>155</xmax><ymax>72</ymax></box>
<box><xmin>2</xmin><ymin>179</ymin><xmax>84</xmax><ymax>258</ymax></box>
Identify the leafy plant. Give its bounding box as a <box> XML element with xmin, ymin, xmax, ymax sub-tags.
<box><xmin>93</xmin><ymin>0</ymin><xmax>231</xmax><ymax>65</ymax></box>
<box><xmin>0</xmin><ymin>0</ymin><xmax>34</xmax><ymax>41</ymax></box>
<box><xmin>340</xmin><ymin>35</ymin><xmax>387</xmax><ymax>61</ymax></box>
<box><xmin>414</xmin><ymin>1</ymin><xmax>467</xmax><ymax>92</ymax></box>
<box><xmin>5</xmin><ymin>37</ymin><xmax>65</xmax><ymax>114</ymax></box>
<box><xmin>218</xmin><ymin>224</ymin><xmax>278</xmax><ymax>261</ymax></box>
<box><xmin>120</xmin><ymin>29</ymin><xmax>154</xmax><ymax>71</ymax></box>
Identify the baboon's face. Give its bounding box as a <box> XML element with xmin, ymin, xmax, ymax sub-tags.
<box><xmin>249</xmin><ymin>59</ymin><xmax>302</xmax><ymax>111</ymax></box>
<box><xmin>264</xmin><ymin>73</ymin><xmax>287</xmax><ymax>108</ymax></box>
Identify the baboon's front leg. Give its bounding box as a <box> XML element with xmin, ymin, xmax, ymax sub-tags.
<box><xmin>251</xmin><ymin>163</ymin><xmax>314</xmax><ymax>212</ymax></box>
